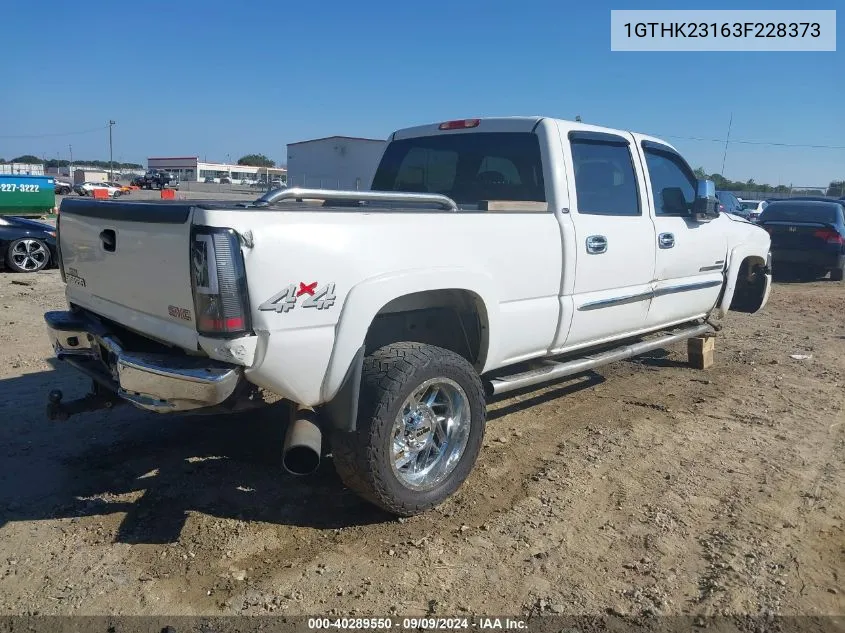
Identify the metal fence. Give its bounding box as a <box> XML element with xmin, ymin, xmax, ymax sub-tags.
<box><xmin>726</xmin><ymin>187</ymin><xmax>842</xmax><ymax>201</ymax></box>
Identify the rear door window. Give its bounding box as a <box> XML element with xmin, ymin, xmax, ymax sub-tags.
<box><xmin>570</xmin><ymin>138</ymin><xmax>640</xmax><ymax>216</ymax></box>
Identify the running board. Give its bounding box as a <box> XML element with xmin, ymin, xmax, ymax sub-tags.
<box><xmin>487</xmin><ymin>323</ymin><xmax>713</xmax><ymax>396</ymax></box>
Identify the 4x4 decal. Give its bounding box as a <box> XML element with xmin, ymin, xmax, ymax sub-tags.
<box><xmin>259</xmin><ymin>282</ymin><xmax>337</xmax><ymax>313</ymax></box>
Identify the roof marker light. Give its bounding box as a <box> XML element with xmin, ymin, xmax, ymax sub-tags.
<box><xmin>439</xmin><ymin>119</ymin><xmax>480</xmax><ymax>130</ymax></box>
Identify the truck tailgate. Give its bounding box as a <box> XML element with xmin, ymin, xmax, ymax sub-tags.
<box><xmin>58</xmin><ymin>199</ymin><xmax>199</xmax><ymax>349</ymax></box>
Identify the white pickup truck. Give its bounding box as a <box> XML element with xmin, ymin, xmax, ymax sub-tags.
<box><xmin>44</xmin><ymin>117</ymin><xmax>772</xmax><ymax>515</ymax></box>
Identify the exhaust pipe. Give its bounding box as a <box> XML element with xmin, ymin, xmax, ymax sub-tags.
<box><xmin>282</xmin><ymin>408</ymin><xmax>322</xmax><ymax>475</ymax></box>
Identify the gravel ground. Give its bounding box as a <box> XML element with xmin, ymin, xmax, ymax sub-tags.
<box><xmin>0</xmin><ymin>267</ymin><xmax>842</xmax><ymax>621</ymax></box>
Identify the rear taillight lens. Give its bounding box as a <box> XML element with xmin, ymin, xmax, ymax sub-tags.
<box><xmin>813</xmin><ymin>229</ymin><xmax>844</xmax><ymax>245</ymax></box>
<box><xmin>190</xmin><ymin>226</ymin><xmax>252</xmax><ymax>337</ymax></box>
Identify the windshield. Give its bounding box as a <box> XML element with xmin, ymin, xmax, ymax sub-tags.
<box><xmin>371</xmin><ymin>132</ymin><xmax>546</xmax><ymax>205</ymax></box>
<box><xmin>760</xmin><ymin>202</ymin><xmax>840</xmax><ymax>224</ymax></box>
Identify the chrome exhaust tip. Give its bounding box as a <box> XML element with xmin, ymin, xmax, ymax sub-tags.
<box><xmin>282</xmin><ymin>409</ymin><xmax>322</xmax><ymax>476</ymax></box>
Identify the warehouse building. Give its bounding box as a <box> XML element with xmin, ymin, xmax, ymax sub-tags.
<box><xmin>147</xmin><ymin>157</ymin><xmax>287</xmax><ymax>183</ymax></box>
<box><xmin>286</xmin><ymin>136</ymin><xmax>386</xmax><ymax>190</ymax></box>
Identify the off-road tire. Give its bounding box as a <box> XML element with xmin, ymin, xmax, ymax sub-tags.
<box><xmin>331</xmin><ymin>342</ymin><xmax>486</xmax><ymax>516</ymax></box>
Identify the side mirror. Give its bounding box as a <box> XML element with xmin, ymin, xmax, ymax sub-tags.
<box><xmin>691</xmin><ymin>179</ymin><xmax>719</xmax><ymax>222</ymax></box>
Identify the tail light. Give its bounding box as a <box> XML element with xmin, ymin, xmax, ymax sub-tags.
<box><xmin>439</xmin><ymin>119</ymin><xmax>480</xmax><ymax>130</ymax></box>
<box><xmin>190</xmin><ymin>226</ymin><xmax>252</xmax><ymax>337</ymax></box>
<box><xmin>813</xmin><ymin>228</ymin><xmax>844</xmax><ymax>245</ymax></box>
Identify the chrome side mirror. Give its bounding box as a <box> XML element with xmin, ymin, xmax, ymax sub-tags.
<box><xmin>692</xmin><ymin>179</ymin><xmax>719</xmax><ymax>222</ymax></box>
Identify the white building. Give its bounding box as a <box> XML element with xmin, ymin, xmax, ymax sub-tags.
<box><xmin>286</xmin><ymin>136</ymin><xmax>387</xmax><ymax>190</ymax></box>
<box><xmin>147</xmin><ymin>156</ymin><xmax>287</xmax><ymax>183</ymax></box>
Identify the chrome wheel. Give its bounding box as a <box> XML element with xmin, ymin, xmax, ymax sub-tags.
<box><xmin>391</xmin><ymin>377</ymin><xmax>471</xmax><ymax>491</ymax></box>
<box><xmin>10</xmin><ymin>239</ymin><xmax>49</xmax><ymax>272</ymax></box>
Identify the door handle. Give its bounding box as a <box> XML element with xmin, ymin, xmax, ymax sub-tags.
<box><xmin>586</xmin><ymin>235</ymin><xmax>607</xmax><ymax>254</ymax></box>
<box><xmin>658</xmin><ymin>232</ymin><xmax>675</xmax><ymax>249</ymax></box>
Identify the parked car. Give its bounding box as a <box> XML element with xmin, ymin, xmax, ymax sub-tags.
<box><xmin>759</xmin><ymin>199</ymin><xmax>845</xmax><ymax>281</ymax></box>
<box><xmin>53</xmin><ymin>179</ymin><xmax>73</xmax><ymax>195</ymax></box>
<box><xmin>0</xmin><ymin>215</ymin><xmax>57</xmax><ymax>273</ymax></box>
<box><xmin>104</xmin><ymin>181</ymin><xmax>132</xmax><ymax>195</ymax></box>
<box><xmin>45</xmin><ymin>116</ymin><xmax>772</xmax><ymax>515</ymax></box>
<box><xmin>219</xmin><ymin>176</ymin><xmax>232</xmax><ymax>184</ymax></box>
<box><xmin>738</xmin><ymin>199</ymin><xmax>768</xmax><ymax>223</ymax></box>
<box><xmin>74</xmin><ymin>182</ymin><xmax>122</xmax><ymax>198</ymax></box>
<box><xmin>716</xmin><ymin>191</ymin><xmax>748</xmax><ymax>218</ymax></box>
<box><xmin>203</xmin><ymin>176</ymin><xmax>218</xmax><ymax>184</ymax></box>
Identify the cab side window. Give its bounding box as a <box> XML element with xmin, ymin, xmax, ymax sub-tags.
<box><xmin>570</xmin><ymin>136</ymin><xmax>640</xmax><ymax>216</ymax></box>
<box><xmin>643</xmin><ymin>147</ymin><xmax>696</xmax><ymax>215</ymax></box>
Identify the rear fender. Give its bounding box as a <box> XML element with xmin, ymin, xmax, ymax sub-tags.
<box><xmin>320</xmin><ymin>268</ymin><xmax>499</xmax><ymax>404</ymax></box>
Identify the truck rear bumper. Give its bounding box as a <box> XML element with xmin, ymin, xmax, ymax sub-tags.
<box><xmin>45</xmin><ymin>310</ymin><xmax>242</xmax><ymax>413</ymax></box>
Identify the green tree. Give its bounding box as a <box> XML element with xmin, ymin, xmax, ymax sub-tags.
<box><xmin>237</xmin><ymin>154</ymin><xmax>275</xmax><ymax>167</ymax></box>
<box><xmin>693</xmin><ymin>166</ymin><xmax>707</xmax><ymax>179</ymax></box>
<box><xmin>11</xmin><ymin>154</ymin><xmax>43</xmax><ymax>164</ymax></box>
<box><xmin>826</xmin><ymin>180</ymin><xmax>845</xmax><ymax>197</ymax></box>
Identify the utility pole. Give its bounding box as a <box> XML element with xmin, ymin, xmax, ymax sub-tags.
<box><xmin>108</xmin><ymin>120</ymin><xmax>116</xmax><ymax>181</ymax></box>
<box><xmin>68</xmin><ymin>144</ymin><xmax>73</xmax><ymax>180</ymax></box>
<box><xmin>721</xmin><ymin>112</ymin><xmax>732</xmax><ymax>176</ymax></box>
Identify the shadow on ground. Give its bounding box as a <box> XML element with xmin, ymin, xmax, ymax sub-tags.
<box><xmin>0</xmin><ymin>363</ymin><xmax>392</xmax><ymax>545</ymax></box>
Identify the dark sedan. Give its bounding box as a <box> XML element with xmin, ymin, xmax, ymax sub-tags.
<box><xmin>0</xmin><ymin>215</ymin><xmax>58</xmax><ymax>273</ymax></box>
<box><xmin>759</xmin><ymin>200</ymin><xmax>845</xmax><ymax>281</ymax></box>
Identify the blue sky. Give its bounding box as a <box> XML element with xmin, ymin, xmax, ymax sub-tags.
<box><xmin>1</xmin><ymin>0</ymin><xmax>842</xmax><ymax>186</ymax></box>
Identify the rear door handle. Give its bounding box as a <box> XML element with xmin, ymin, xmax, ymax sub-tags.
<box><xmin>586</xmin><ymin>235</ymin><xmax>607</xmax><ymax>254</ymax></box>
<box><xmin>658</xmin><ymin>232</ymin><xmax>675</xmax><ymax>249</ymax></box>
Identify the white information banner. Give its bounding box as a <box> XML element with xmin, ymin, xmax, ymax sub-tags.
<box><xmin>611</xmin><ymin>10</ymin><xmax>836</xmax><ymax>51</ymax></box>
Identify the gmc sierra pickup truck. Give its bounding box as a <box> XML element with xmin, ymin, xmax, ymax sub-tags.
<box><xmin>44</xmin><ymin>117</ymin><xmax>772</xmax><ymax>515</ymax></box>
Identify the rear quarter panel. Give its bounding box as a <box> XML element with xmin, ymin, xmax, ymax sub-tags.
<box><xmin>192</xmin><ymin>207</ymin><xmax>563</xmax><ymax>405</ymax></box>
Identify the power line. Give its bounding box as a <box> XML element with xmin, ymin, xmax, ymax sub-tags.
<box><xmin>0</xmin><ymin>125</ymin><xmax>109</xmax><ymax>140</ymax></box>
<box><xmin>659</xmin><ymin>134</ymin><xmax>845</xmax><ymax>150</ymax></box>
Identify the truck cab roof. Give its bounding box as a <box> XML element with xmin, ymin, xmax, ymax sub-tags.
<box><xmin>390</xmin><ymin>116</ymin><xmax>680</xmax><ymax>154</ymax></box>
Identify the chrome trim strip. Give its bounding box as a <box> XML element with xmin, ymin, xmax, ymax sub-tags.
<box><xmin>653</xmin><ymin>279</ymin><xmax>722</xmax><ymax>297</ymax></box>
<box><xmin>699</xmin><ymin>264</ymin><xmax>724</xmax><ymax>272</ymax></box>
<box><xmin>577</xmin><ymin>279</ymin><xmax>722</xmax><ymax>312</ymax></box>
<box><xmin>578</xmin><ymin>290</ymin><xmax>653</xmax><ymax>311</ymax></box>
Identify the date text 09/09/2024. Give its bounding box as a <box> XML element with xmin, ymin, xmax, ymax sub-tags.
<box><xmin>307</xmin><ymin>617</ymin><xmax>527</xmax><ymax>630</ymax></box>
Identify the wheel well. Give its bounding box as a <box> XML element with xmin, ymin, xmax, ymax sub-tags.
<box><xmin>364</xmin><ymin>290</ymin><xmax>489</xmax><ymax>369</ymax></box>
<box><xmin>729</xmin><ymin>256</ymin><xmax>767</xmax><ymax>313</ymax></box>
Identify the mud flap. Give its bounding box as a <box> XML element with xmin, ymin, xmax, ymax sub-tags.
<box><xmin>320</xmin><ymin>345</ymin><xmax>365</xmax><ymax>432</ymax></box>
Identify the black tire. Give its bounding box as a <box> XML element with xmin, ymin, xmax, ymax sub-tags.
<box><xmin>831</xmin><ymin>265</ymin><xmax>844</xmax><ymax>282</ymax></box>
<box><xmin>331</xmin><ymin>342</ymin><xmax>486</xmax><ymax>516</ymax></box>
<box><xmin>6</xmin><ymin>238</ymin><xmax>50</xmax><ymax>273</ymax></box>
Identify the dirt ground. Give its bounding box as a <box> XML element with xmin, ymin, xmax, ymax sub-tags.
<box><xmin>0</xmin><ymin>267</ymin><xmax>842</xmax><ymax>621</ymax></box>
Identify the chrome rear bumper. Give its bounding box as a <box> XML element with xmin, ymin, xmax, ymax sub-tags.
<box><xmin>45</xmin><ymin>310</ymin><xmax>242</xmax><ymax>413</ymax></box>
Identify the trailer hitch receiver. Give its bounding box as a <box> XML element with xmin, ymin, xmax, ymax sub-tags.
<box><xmin>47</xmin><ymin>383</ymin><xmax>124</xmax><ymax>421</ymax></box>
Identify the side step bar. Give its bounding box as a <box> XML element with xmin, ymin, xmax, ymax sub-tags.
<box><xmin>488</xmin><ymin>323</ymin><xmax>713</xmax><ymax>396</ymax></box>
